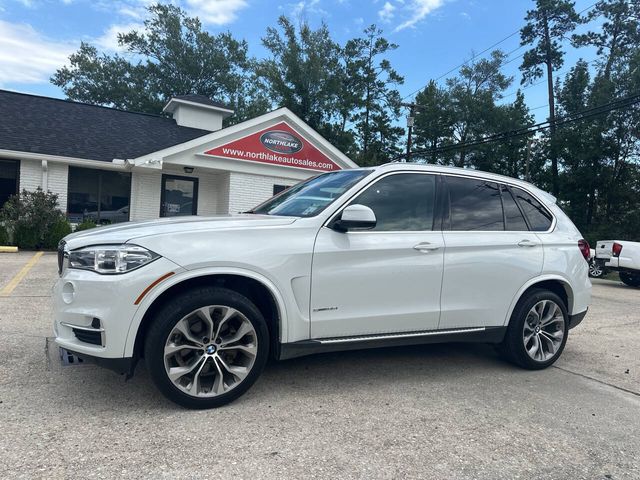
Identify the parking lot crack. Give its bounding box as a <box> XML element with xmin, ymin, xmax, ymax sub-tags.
<box><xmin>553</xmin><ymin>365</ymin><xmax>640</xmax><ymax>398</ymax></box>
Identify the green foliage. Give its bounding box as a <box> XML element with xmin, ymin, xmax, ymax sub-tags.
<box><xmin>74</xmin><ymin>220</ymin><xmax>97</xmax><ymax>232</ymax></box>
<box><xmin>0</xmin><ymin>189</ymin><xmax>68</xmax><ymax>250</ymax></box>
<box><xmin>343</xmin><ymin>25</ymin><xmax>405</xmax><ymax>165</ymax></box>
<box><xmin>256</xmin><ymin>16</ymin><xmax>343</xmax><ymax>133</ymax></box>
<box><xmin>412</xmin><ymin>51</ymin><xmax>531</xmax><ymax>172</ymax></box>
<box><xmin>51</xmin><ymin>4</ymin><xmax>251</xmax><ymax>117</ymax></box>
<box><xmin>519</xmin><ymin>0</ymin><xmax>581</xmax><ymax>196</ymax></box>
<box><xmin>44</xmin><ymin>218</ymin><xmax>72</xmax><ymax>250</ymax></box>
<box><xmin>0</xmin><ymin>224</ymin><xmax>9</xmax><ymax>245</ymax></box>
<box><xmin>519</xmin><ymin>0</ymin><xmax>581</xmax><ymax>85</ymax></box>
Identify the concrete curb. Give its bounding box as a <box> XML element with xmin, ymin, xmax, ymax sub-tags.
<box><xmin>0</xmin><ymin>246</ymin><xmax>18</xmax><ymax>253</ymax></box>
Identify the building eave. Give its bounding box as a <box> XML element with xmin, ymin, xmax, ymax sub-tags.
<box><xmin>0</xmin><ymin>149</ymin><xmax>129</xmax><ymax>171</ymax></box>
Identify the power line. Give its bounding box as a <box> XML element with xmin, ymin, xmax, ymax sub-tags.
<box><xmin>501</xmin><ymin>59</ymin><xmax>600</xmax><ymax>99</ymax></box>
<box><xmin>401</xmin><ymin>1</ymin><xmax>599</xmax><ymax>102</ymax></box>
<box><xmin>394</xmin><ymin>91</ymin><xmax>640</xmax><ymax>160</ymax></box>
<box><xmin>401</xmin><ymin>29</ymin><xmax>521</xmax><ymax>100</ymax></box>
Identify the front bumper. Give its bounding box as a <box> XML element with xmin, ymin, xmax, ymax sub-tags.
<box><xmin>53</xmin><ymin>257</ymin><xmax>182</xmax><ymax>359</ymax></box>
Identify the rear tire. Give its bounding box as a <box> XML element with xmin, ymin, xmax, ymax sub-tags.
<box><xmin>144</xmin><ymin>286</ymin><xmax>269</xmax><ymax>409</ymax></box>
<box><xmin>588</xmin><ymin>260</ymin><xmax>605</xmax><ymax>278</ymax></box>
<box><xmin>619</xmin><ymin>272</ymin><xmax>640</xmax><ymax>288</ymax></box>
<box><xmin>499</xmin><ymin>289</ymin><xmax>568</xmax><ymax>370</ymax></box>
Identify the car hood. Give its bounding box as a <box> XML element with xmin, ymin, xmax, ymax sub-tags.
<box><xmin>62</xmin><ymin>214</ymin><xmax>298</xmax><ymax>250</ymax></box>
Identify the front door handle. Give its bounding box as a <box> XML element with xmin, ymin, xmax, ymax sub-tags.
<box><xmin>517</xmin><ymin>239</ymin><xmax>538</xmax><ymax>247</ymax></box>
<box><xmin>413</xmin><ymin>242</ymin><xmax>440</xmax><ymax>252</ymax></box>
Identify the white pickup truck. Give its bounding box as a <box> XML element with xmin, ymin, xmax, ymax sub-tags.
<box><xmin>595</xmin><ymin>240</ymin><xmax>640</xmax><ymax>287</ymax></box>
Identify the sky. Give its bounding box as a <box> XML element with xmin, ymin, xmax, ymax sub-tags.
<box><xmin>0</xmin><ymin>0</ymin><xmax>599</xmax><ymax>120</ymax></box>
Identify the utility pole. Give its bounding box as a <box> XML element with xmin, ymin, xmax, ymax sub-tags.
<box><xmin>401</xmin><ymin>102</ymin><xmax>417</xmax><ymax>162</ymax></box>
<box><xmin>525</xmin><ymin>137</ymin><xmax>535</xmax><ymax>182</ymax></box>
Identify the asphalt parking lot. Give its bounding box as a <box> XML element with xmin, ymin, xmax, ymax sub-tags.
<box><xmin>0</xmin><ymin>252</ymin><xmax>639</xmax><ymax>479</ymax></box>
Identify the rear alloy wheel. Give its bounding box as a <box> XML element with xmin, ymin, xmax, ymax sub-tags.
<box><xmin>619</xmin><ymin>272</ymin><xmax>640</xmax><ymax>288</ymax></box>
<box><xmin>499</xmin><ymin>289</ymin><xmax>568</xmax><ymax>370</ymax></box>
<box><xmin>145</xmin><ymin>287</ymin><xmax>269</xmax><ymax>409</ymax></box>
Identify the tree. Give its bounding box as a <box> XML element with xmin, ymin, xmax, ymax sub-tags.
<box><xmin>256</xmin><ymin>16</ymin><xmax>343</xmax><ymax>135</ymax></box>
<box><xmin>519</xmin><ymin>0</ymin><xmax>580</xmax><ymax>196</ymax></box>
<box><xmin>343</xmin><ymin>25</ymin><xmax>405</xmax><ymax>165</ymax></box>
<box><xmin>412</xmin><ymin>80</ymin><xmax>453</xmax><ymax>164</ymax></box>
<box><xmin>445</xmin><ymin>50</ymin><xmax>512</xmax><ymax>167</ymax></box>
<box><xmin>554</xmin><ymin>0</ymin><xmax>640</xmax><ymax>241</ymax></box>
<box><xmin>52</xmin><ymin>4</ymin><xmax>252</xmax><ymax>118</ymax></box>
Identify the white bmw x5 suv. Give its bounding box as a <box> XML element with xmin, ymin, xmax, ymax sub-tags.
<box><xmin>54</xmin><ymin>164</ymin><xmax>591</xmax><ymax>408</ymax></box>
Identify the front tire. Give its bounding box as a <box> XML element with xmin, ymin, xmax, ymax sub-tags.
<box><xmin>144</xmin><ymin>286</ymin><xmax>269</xmax><ymax>409</ymax></box>
<box><xmin>619</xmin><ymin>272</ymin><xmax>640</xmax><ymax>288</ymax></box>
<box><xmin>499</xmin><ymin>289</ymin><xmax>568</xmax><ymax>370</ymax></box>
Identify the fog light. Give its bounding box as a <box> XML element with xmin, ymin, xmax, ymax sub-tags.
<box><xmin>91</xmin><ymin>317</ymin><xmax>101</xmax><ymax>329</ymax></box>
<box><xmin>62</xmin><ymin>282</ymin><xmax>75</xmax><ymax>304</ymax></box>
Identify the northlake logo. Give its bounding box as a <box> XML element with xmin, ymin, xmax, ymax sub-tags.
<box><xmin>260</xmin><ymin>130</ymin><xmax>304</xmax><ymax>154</ymax></box>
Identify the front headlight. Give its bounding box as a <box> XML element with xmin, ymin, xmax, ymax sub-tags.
<box><xmin>68</xmin><ymin>245</ymin><xmax>160</xmax><ymax>274</ymax></box>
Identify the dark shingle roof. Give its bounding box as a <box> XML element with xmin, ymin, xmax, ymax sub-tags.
<box><xmin>171</xmin><ymin>94</ymin><xmax>232</xmax><ymax>110</ymax></box>
<box><xmin>0</xmin><ymin>90</ymin><xmax>212</xmax><ymax>162</ymax></box>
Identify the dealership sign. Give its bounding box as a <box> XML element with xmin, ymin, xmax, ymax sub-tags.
<box><xmin>204</xmin><ymin>122</ymin><xmax>341</xmax><ymax>171</ymax></box>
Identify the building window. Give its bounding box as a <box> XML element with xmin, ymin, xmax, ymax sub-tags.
<box><xmin>273</xmin><ymin>184</ymin><xmax>289</xmax><ymax>195</ymax></box>
<box><xmin>67</xmin><ymin>166</ymin><xmax>131</xmax><ymax>224</ymax></box>
<box><xmin>0</xmin><ymin>159</ymin><xmax>19</xmax><ymax>209</ymax></box>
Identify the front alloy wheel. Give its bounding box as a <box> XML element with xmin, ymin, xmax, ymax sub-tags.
<box><xmin>145</xmin><ymin>287</ymin><xmax>269</xmax><ymax>409</ymax></box>
<box><xmin>164</xmin><ymin>305</ymin><xmax>258</xmax><ymax>398</ymax></box>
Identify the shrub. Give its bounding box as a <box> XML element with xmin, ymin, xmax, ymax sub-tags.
<box><xmin>44</xmin><ymin>218</ymin><xmax>72</xmax><ymax>249</ymax></box>
<box><xmin>74</xmin><ymin>220</ymin><xmax>97</xmax><ymax>232</ymax></box>
<box><xmin>0</xmin><ymin>188</ymin><xmax>68</xmax><ymax>250</ymax></box>
<box><xmin>0</xmin><ymin>224</ymin><xmax>9</xmax><ymax>245</ymax></box>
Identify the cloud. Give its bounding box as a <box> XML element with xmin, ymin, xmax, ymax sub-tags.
<box><xmin>0</xmin><ymin>20</ymin><xmax>75</xmax><ymax>85</ymax></box>
<box><xmin>183</xmin><ymin>0</ymin><xmax>249</xmax><ymax>25</ymax></box>
<box><xmin>285</xmin><ymin>0</ymin><xmax>325</xmax><ymax>17</ymax></box>
<box><xmin>393</xmin><ymin>0</ymin><xmax>444</xmax><ymax>32</ymax></box>
<box><xmin>378</xmin><ymin>1</ymin><xmax>395</xmax><ymax>22</ymax></box>
<box><xmin>95</xmin><ymin>22</ymin><xmax>143</xmax><ymax>51</ymax></box>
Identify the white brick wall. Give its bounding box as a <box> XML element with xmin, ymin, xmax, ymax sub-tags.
<box><xmin>48</xmin><ymin>162</ymin><xmax>69</xmax><ymax>212</ymax></box>
<box><xmin>18</xmin><ymin>159</ymin><xmax>41</xmax><ymax>192</ymax></box>
<box><xmin>18</xmin><ymin>159</ymin><xmax>68</xmax><ymax>211</ymax></box>
<box><xmin>130</xmin><ymin>170</ymin><xmax>162</xmax><ymax>221</ymax></box>
<box><xmin>228</xmin><ymin>172</ymin><xmax>298</xmax><ymax>214</ymax></box>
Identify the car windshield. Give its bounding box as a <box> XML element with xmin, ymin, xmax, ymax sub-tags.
<box><xmin>250</xmin><ymin>169</ymin><xmax>372</xmax><ymax>217</ymax></box>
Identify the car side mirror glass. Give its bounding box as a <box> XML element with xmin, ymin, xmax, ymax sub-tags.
<box><xmin>333</xmin><ymin>204</ymin><xmax>376</xmax><ymax>232</ymax></box>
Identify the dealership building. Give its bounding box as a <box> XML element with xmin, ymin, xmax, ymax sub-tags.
<box><xmin>0</xmin><ymin>89</ymin><xmax>356</xmax><ymax>224</ymax></box>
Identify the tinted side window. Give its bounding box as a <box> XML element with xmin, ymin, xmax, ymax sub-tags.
<box><xmin>350</xmin><ymin>173</ymin><xmax>435</xmax><ymax>231</ymax></box>
<box><xmin>512</xmin><ymin>187</ymin><xmax>553</xmax><ymax>231</ymax></box>
<box><xmin>447</xmin><ymin>177</ymin><xmax>503</xmax><ymax>231</ymax></box>
<box><xmin>501</xmin><ymin>185</ymin><xmax>529</xmax><ymax>231</ymax></box>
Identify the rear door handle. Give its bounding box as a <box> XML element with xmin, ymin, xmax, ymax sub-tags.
<box><xmin>413</xmin><ymin>242</ymin><xmax>440</xmax><ymax>252</ymax></box>
<box><xmin>517</xmin><ymin>239</ymin><xmax>538</xmax><ymax>247</ymax></box>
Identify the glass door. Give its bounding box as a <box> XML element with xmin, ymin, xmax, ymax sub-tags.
<box><xmin>161</xmin><ymin>174</ymin><xmax>198</xmax><ymax>217</ymax></box>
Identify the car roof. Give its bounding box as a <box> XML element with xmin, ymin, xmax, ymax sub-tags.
<box><xmin>355</xmin><ymin>162</ymin><xmax>556</xmax><ymax>205</ymax></box>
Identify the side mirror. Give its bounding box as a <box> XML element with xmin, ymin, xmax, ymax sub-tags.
<box><xmin>333</xmin><ymin>204</ymin><xmax>376</xmax><ymax>232</ymax></box>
